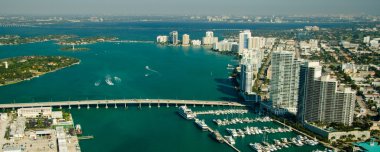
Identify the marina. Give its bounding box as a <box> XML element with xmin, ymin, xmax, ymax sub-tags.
<box><xmin>225</xmin><ymin>126</ymin><xmax>292</xmax><ymax>138</ymax></box>
<box><xmin>178</xmin><ymin>106</ymin><xmax>329</xmax><ymax>152</ymax></box>
<box><xmin>249</xmin><ymin>135</ymin><xmax>320</xmax><ymax>152</ymax></box>
<box><xmin>193</xmin><ymin>109</ymin><xmax>248</xmax><ymax>115</ymax></box>
<box><xmin>213</xmin><ymin>117</ymin><xmax>273</xmax><ymax>126</ymax></box>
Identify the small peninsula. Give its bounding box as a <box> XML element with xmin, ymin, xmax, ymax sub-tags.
<box><xmin>57</xmin><ymin>36</ymin><xmax>118</xmax><ymax>45</ymax></box>
<box><xmin>60</xmin><ymin>46</ymin><xmax>90</xmax><ymax>51</ymax></box>
<box><xmin>0</xmin><ymin>35</ymin><xmax>75</xmax><ymax>45</ymax></box>
<box><xmin>0</xmin><ymin>56</ymin><xmax>80</xmax><ymax>86</ymax></box>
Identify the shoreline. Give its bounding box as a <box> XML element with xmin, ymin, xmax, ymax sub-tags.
<box><xmin>0</xmin><ymin>61</ymin><xmax>80</xmax><ymax>87</ymax></box>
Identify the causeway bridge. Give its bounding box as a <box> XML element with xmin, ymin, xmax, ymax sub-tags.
<box><xmin>0</xmin><ymin>99</ymin><xmax>245</xmax><ymax>109</ymax></box>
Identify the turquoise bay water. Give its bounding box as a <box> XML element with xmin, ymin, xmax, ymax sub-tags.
<box><xmin>0</xmin><ymin>42</ymin><xmax>238</xmax><ymax>102</ymax></box>
<box><xmin>0</xmin><ymin>22</ymin><xmax>335</xmax><ymax>151</ymax></box>
<box><xmin>70</xmin><ymin>107</ymin><xmax>234</xmax><ymax>152</ymax></box>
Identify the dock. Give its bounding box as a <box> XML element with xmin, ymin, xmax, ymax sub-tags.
<box><xmin>78</xmin><ymin>136</ymin><xmax>94</xmax><ymax>140</ymax></box>
<box><xmin>208</xmin><ymin>127</ymin><xmax>240</xmax><ymax>152</ymax></box>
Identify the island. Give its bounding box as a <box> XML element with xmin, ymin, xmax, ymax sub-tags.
<box><xmin>0</xmin><ymin>56</ymin><xmax>80</xmax><ymax>86</ymax></box>
<box><xmin>57</xmin><ymin>36</ymin><xmax>118</xmax><ymax>51</ymax></box>
<box><xmin>0</xmin><ymin>35</ymin><xmax>75</xmax><ymax>45</ymax></box>
<box><xmin>57</xmin><ymin>36</ymin><xmax>118</xmax><ymax>45</ymax></box>
<box><xmin>0</xmin><ymin>35</ymin><xmax>118</xmax><ymax>52</ymax></box>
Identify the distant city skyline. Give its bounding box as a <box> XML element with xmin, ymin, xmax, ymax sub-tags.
<box><xmin>0</xmin><ymin>0</ymin><xmax>380</xmax><ymax>16</ymax></box>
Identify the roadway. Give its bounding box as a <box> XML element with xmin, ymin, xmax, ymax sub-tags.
<box><xmin>0</xmin><ymin>99</ymin><xmax>245</xmax><ymax>109</ymax></box>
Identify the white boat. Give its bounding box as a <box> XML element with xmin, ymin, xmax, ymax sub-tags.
<box><xmin>245</xmin><ymin>126</ymin><xmax>252</xmax><ymax>135</ymax></box>
<box><xmin>225</xmin><ymin>136</ymin><xmax>235</xmax><ymax>145</ymax></box>
<box><xmin>194</xmin><ymin>119</ymin><xmax>208</xmax><ymax>131</ymax></box>
<box><xmin>75</xmin><ymin>124</ymin><xmax>82</xmax><ymax>135</ymax></box>
<box><xmin>226</xmin><ymin>128</ymin><xmax>238</xmax><ymax>137</ymax></box>
<box><xmin>249</xmin><ymin>143</ymin><xmax>263</xmax><ymax>152</ymax></box>
<box><xmin>177</xmin><ymin>106</ymin><xmax>195</xmax><ymax>120</ymax></box>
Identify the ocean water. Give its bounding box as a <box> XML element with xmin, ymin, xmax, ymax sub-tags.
<box><xmin>0</xmin><ymin>22</ymin><xmax>340</xmax><ymax>151</ymax></box>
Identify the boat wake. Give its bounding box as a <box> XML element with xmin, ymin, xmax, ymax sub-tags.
<box><xmin>114</xmin><ymin>76</ymin><xmax>122</xmax><ymax>83</ymax></box>
<box><xmin>94</xmin><ymin>80</ymin><xmax>101</xmax><ymax>86</ymax></box>
<box><xmin>104</xmin><ymin>75</ymin><xmax>122</xmax><ymax>86</ymax></box>
<box><xmin>105</xmin><ymin>75</ymin><xmax>114</xmax><ymax>86</ymax></box>
<box><xmin>145</xmin><ymin>66</ymin><xmax>161</xmax><ymax>76</ymax></box>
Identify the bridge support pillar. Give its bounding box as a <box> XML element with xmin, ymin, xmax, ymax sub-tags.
<box><xmin>105</xmin><ymin>104</ymin><xmax>108</xmax><ymax>109</ymax></box>
<box><xmin>96</xmin><ymin>104</ymin><xmax>99</xmax><ymax>109</ymax></box>
<box><xmin>166</xmin><ymin>103</ymin><xmax>169</xmax><ymax>108</ymax></box>
<box><xmin>211</xmin><ymin>105</ymin><xmax>213</xmax><ymax>107</ymax></box>
<box><xmin>175</xmin><ymin>103</ymin><xmax>178</xmax><ymax>107</ymax></box>
<box><xmin>59</xmin><ymin>105</ymin><xmax>62</xmax><ymax>109</ymax></box>
<box><xmin>139</xmin><ymin>103</ymin><xmax>142</xmax><ymax>109</ymax></box>
<box><xmin>124</xmin><ymin>103</ymin><xmax>127</xmax><ymax>109</ymax></box>
<box><xmin>87</xmin><ymin>104</ymin><xmax>90</xmax><ymax>109</ymax></box>
<box><xmin>78</xmin><ymin>105</ymin><xmax>81</xmax><ymax>109</ymax></box>
<box><xmin>202</xmin><ymin>104</ymin><xmax>204</xmax><ymax>107</ymax></box>
<box><xmin>114</xmin><ymin>103</ymin><xmax>117</xmax><ymax>109</ymax></box>
<box><xmin>149</xmin><ymin>103</ymin><xmax>151</xmax><ymax>108</ymax></box>
<box><xmin>157</xmin><ymin>103</ymin><xmax>160</xmax><ymax>108</ymax></box>
<box><xmin>69</xmin><ymin>105</ymin><xmax>71</xmax><ymax>110</ymax></box>
<box><xmin>193</xmin><ymin>104</ymin><xmax>196</xmax><ymax>107</ymax></box>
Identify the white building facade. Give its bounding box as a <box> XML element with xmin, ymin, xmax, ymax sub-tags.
<box><xmin>270</xmin><ymin>51</ymin><xmax>300</xmax><ymax>114</ymax></box>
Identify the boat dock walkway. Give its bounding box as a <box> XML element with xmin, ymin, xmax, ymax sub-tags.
<box><xmin>207</xmin><ymin>127</ymin><xmax>240</xmax><ymax>152</ymax></box>
<box><xmin>0</xmin><ymin>99</ymin><xmax>245</xmax><ymax>109</ymax></box>
<box><xmin>78</xmin><ymin>136</ymin><xmax>94</xmax><ymax>140</ymax></box>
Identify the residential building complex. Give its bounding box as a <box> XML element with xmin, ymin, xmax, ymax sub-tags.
<box><xmin>238</xmin><ymin>30</ymin><xmax>251</xmax><ymax>54</ymax></box>
<box><xmin>182</xmin><ymin>34</ymin><xmax>190</xmax><ymax>46</ymax></box>
<box><xmin>169</xmin><ymin>31</ymin><xmax>179</xmax><ymax>45</ymax></box>
<box><xmin>270</xmin><ymin>51</ymin><xmax>300</xmax><ymax>114</ymax></box>
<box><xmin>297</xmin><ymin>62</ymin><xmax>356</xmax><ymax>126</ymax></box>
<box><xmin>202</xmin><ymin>31</ymin><xmax>218</xmax><ymax>45</ymax></box>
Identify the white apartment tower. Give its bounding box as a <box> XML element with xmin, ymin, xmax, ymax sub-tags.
<box><xmin>238</xmin><ymin>30</ymin><xmax>252</xmax><ymax>54</ymax></box>
<box><xmin>205</xmin><ymin>31</ymin><xmax>214</xmax><ymax>37</ymax></box>
<box><xmin>240</xmin><ymin>50</ymin><xmax>264</xmax><ymax>94</ymax></box>
<box><xmin>270</xmin><ymin>51</ymin><xmax>300</xmax><ymax>114</ymax></box>
<box><xmin>202</xmin><ymin>31</ymin><xmax>218</xmax><ymax>45</ymax></box>
<box><xmin>156</xmin><ymin>35</ymin><xmax>168</xmax><ymax>43</ymax></box>
<box><xmin>4</xmin><ymin>61</ymin><xmax>8</xmax><ymax>69</ymax></box>
<box><xmin>240</xmin><ymin>64</ymin><xmax>254</xmax><ymax>94</ymax></box>
<box><xmin>297</xmin><ymin>61</ymin><xmax>356</xmax><ymax>126</ymax></box>
<box><xmin>169</xmin><ymin>31</ymin><xmax>179</xmax><ymax>45</ymax></box>
<box><xmin>364</xmin><ymin>36</ymin><xmax>370</xmax><ymax>44</ymax></box>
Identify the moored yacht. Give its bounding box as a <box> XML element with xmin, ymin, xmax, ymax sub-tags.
<box><xmin>225</xmin><ymin>136</ymin><xmax>235</xmax><ymax>145</ymax></box>
<box><xmin>194</xmin><ymin>119</ymin><xmax>208</xmax><ymax>131</ymax></box>
<box><xmin>178</xmin><ymin>106</ymin><xmax>195</xmax><ymax>119</ymax></box>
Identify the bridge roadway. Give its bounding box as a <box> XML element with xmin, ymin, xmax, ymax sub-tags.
<box><xmin>0</xmin><ymin>99</ymin><xmax>245</xmax><ymax>109</ymax></box>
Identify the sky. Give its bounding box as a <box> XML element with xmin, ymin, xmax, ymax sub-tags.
<box><xmin>0</xmin><ymin>0</ymin><xmax>379</xmax><ymax>16</ymax></box>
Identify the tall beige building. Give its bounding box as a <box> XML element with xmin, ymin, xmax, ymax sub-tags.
<box><xmin>182</xmin><ymin>34</ymin><xmax>190</xmax><ymax>46</ymax></box>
